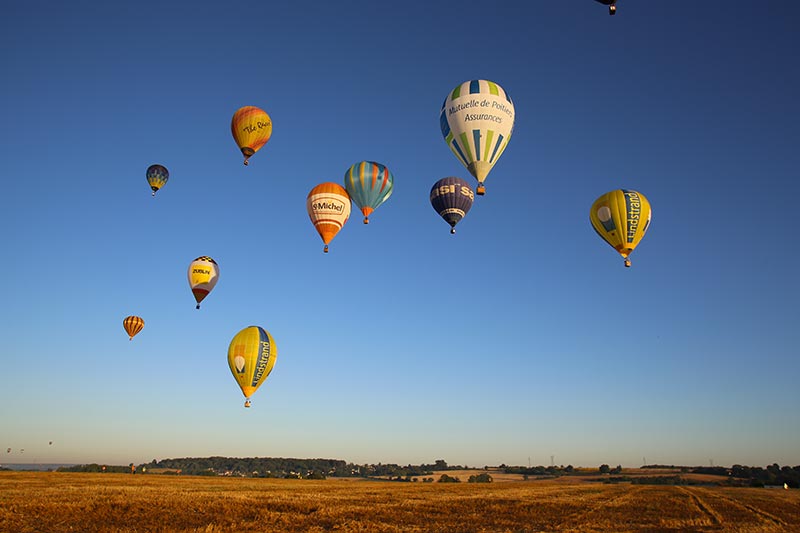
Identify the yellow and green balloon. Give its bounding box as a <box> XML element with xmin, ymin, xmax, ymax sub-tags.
<box><xmin>227</xmin><ymin>326</ymin><xmax>277</xmax><ymax>408</ymax></box>
<box><xmin>590</xmin><ymin>189</ymin><xmax>652</xmax><ymax>267</ymax></box>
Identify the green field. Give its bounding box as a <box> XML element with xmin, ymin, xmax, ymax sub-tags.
<box><xmin>1</xmin><ymin>472</ymin><xmax>799</xmax><ymax>532</ymax></box>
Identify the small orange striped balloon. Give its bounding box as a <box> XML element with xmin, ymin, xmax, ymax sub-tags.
<box><xmin>123</xmin><ymin>316</ymin><xmax>145</xmax><ymax>341</ymax></box>
<box><xmin>306</xmin><ymin>183</ymin><xmax>351</xmax><ymax>253</ymax></box>
<box><xmin>231</xmin><ymin>106</ymin><xmax>272</xmax><ymax>165</ymax></box>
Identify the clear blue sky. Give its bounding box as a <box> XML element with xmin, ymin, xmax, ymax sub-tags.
<box><xmin>2</xmin><ymin>1</ymin><xmax>798</xmax><ymax>469</ymax></box>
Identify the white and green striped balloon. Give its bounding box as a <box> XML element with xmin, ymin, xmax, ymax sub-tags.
<box><xmin>439</xmin><ymin>80</ymin><xmax>515</xmax><ymax>195</ymax></box>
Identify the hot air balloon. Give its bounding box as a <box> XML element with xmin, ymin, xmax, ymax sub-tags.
<box><xmin>227</xmin><ymin>325</ymin><xmax>277</xmax><ymax>408</ymax></box>
<box><xmin>430</xmin><ymin>177</ymin><xmax>474</xmax><ymax>234</ymax></box>
<box><xmin>188</xmin><ymin>256</ymin><xmax>220</xmax><ymax>308</ymax></box>
<box><xmin>440</xmin><ymin>79</ymin><xmax>515</xmax><ymax>196</ymax></box>
<box><xmin>123</xmin><ymin>316</ymin><xmax>145</xmax><ymax>340</ymax></box>
<box><xmin>146</xmin><ymin>164</ymin><xmax>169</xmax><ymax>197</ymax></box>
<box><xmin>594</xmin><ymin>0</ymin><xmax>617</xmax><ymax>15</ymax></box>
<box><xmin>590</xmin><ymin>189</ymin><xmax>651</xmax><ymax>267</ymax></box>
<box><xmin>344</xmin><ymin>161</ymin><xmax>394</xmax><ymax>224</ymax></box>
<box><xmin>307</xmin><ymin>183</ymin><xmax>351</xmax><ymax>253</ymax></box>
<box><xmin>231</xmin><ymin>106</ymin><xmax>272</xmax><ymax>165</ymax></box>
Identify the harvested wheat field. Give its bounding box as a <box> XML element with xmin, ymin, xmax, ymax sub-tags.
<box><xmin>1</xmin><ymin>472</ymin><xmax>799</xmax><ymax>533</ymax></box>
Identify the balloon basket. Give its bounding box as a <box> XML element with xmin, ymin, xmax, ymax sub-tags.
<box><xmin>476</xmin><ymin>184</ymin><xmax>486</xmax><ymax>195</ymax></box>
<box><xmin>624</xmin><ymin>259</ymin><xmax>631</xmax><ymax>268</ymax></box>
<box><xmin>241</xmin><ymin>147</ymin><xmax>255</xmax><ymax>166</ymax></box>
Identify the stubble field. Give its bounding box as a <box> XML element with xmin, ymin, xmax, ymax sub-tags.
<box><xmin>1</xmin><ymin>472</ymin><xmax>799</xmax><ymax>532</ymax></box>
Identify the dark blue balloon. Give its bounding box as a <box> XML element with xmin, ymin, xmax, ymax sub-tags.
<box><xmin>430</xmin><ymin>177</ymin><xmax>474</xmax><ymax>234</ymax></box>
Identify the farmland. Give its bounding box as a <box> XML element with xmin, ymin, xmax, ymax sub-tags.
<box><xmin>1</xmin><ymin>472</ymin><xmax>799</xmax><ymax>532</ymax></box>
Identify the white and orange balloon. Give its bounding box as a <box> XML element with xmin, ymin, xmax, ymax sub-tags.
<box><xmin>306</xmin><ymin>183</ymin><xmax>351</xmax><ymax>253</ymax></box>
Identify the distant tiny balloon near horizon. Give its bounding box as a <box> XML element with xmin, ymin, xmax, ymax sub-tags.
<box><xmin>123</xmin><ymin>316</ymin><xmax>144</xmax><ymax>340</ymax></box>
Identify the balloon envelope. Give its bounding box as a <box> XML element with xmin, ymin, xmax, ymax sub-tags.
<box><xmin>344</xmin><ymin>161</ymin><xmax>394</xmax><ymax>224</ymax></box>
<box><xmin>123</xmin><ymin>315</ymin><xmax>145</xmax><ymax>340</ymax></box>
<box><xmin>227</xmin><ymin>326</ymin><xmax>277</xmax><ymax>407</ymax></box>
<box><xmin>188</xmin><ymin>256</ymin><xmax>219</xmax><ymax>308</ymax></box>
<box><xmin>307</xmin><ymin>182</ymin><xmax>351</xmax><ymax>252</ymax></box>
<box><xmin>146</xmin><ymin>164</ymin><xmax>169</xmax><ymax>197</ymax></box>
<box><xmin>440</xmin><ymin>79</ymin><xmax>515</xmax><ymax>195</ymax></box>
<box><xmin>430</xmin><ymin>177</ymin><xmax>474</xmax><ymax>234</ymax></box>
<box><xmin>590</xmin><ymin>189</ymin><xmax>651</xmax><ymax>266</ymax></box>
<box><xmin>231</xmin><ymin>106</ymin><xmax>272</xmax><ymax>165</ymax></box>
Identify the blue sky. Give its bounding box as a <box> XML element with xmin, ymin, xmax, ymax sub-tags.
<box><xmin>1</xmin><ymin>1</ymin><xmax>798</xmax><ymax>468</ymax></box>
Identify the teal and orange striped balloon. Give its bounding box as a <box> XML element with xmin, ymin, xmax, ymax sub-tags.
<box><xmin>344</xmin><ymin>161</ymin><xmax>394</xmax><ymax>224</ymax></box>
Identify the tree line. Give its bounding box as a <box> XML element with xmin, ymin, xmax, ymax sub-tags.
<box><xmin>54</xmin><ymin>459</ymin><xmax>800</xmax><ymax>487</ymax></box>
<box><xmin>58</xmin><ymin>457</ymin><xmax>466</xmax><ymax>479</ymax></box>
<box><xmin>693</xmin><ymin>464</ymin><xmax>800</xmax><ymax>488</ymax></box>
